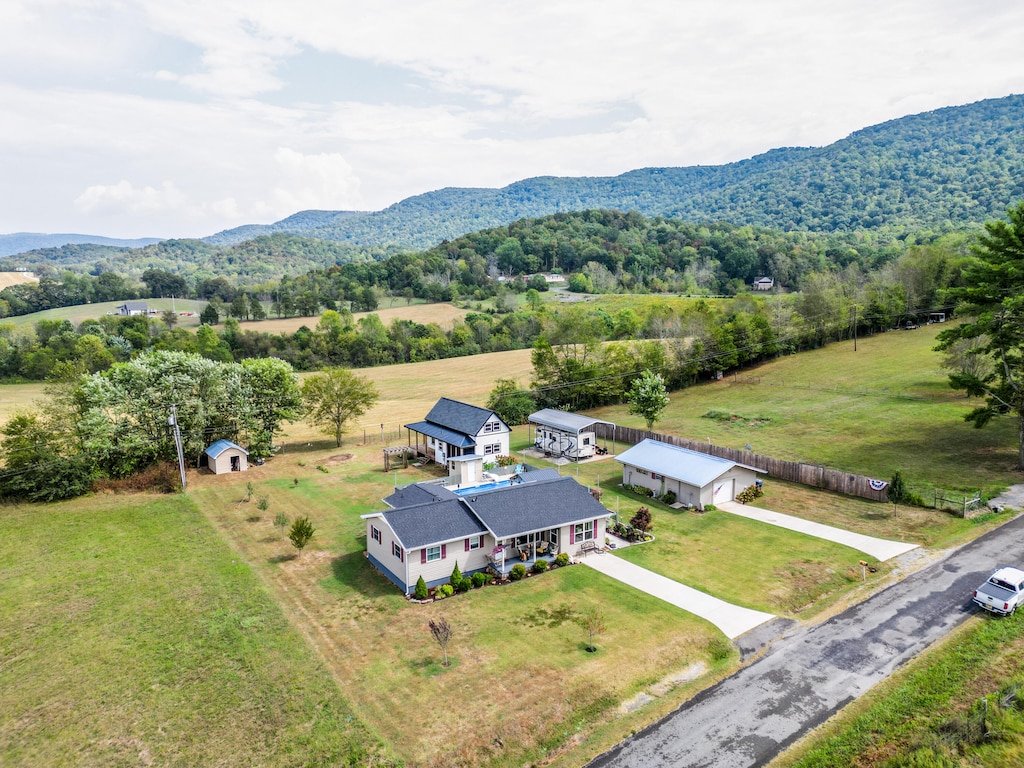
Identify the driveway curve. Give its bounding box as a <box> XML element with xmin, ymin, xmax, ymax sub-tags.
<box><xmin>582</xmin><ymin>554</ymin><xmax>775</xmax><ymax>639</ymax></box>
<box><xmin>585</xmin><ymin>513</ymin><xmax>1024</xmax><ymax>768</ymax></box>
<box><xmin>718</xmin><ymin>501</ymin><xmax>919</xmax><ymax>561</ymax></box>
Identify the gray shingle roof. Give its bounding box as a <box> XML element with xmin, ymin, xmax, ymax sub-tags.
<box><xmin>383</xmin><ymin>482</ymin><xmax>457</xmax><ymax>509</ymax></box>
<box><xmin>465</xmin><ymin>476</ymin><xmax>612</xmax><ymax>539</ymax></box>
<box><xmin>418</xmin><ymin>397</ymin><xmax>506</xmax><ymax>437</ymax></box>
<box><xmin>402</xmin><ymin>420</ymin><xmax>476</xmax><ymax>448</ymax></box>
<box><xmin>376</xmin><ymin>499</ymin><xmax>487</xmax><ymax>549</ymax></box>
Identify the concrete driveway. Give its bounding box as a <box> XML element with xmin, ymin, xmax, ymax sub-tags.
<box><xmin>585</xmin><ymin>513</ymin><xmax>1024</xmax><ymax>768</ymax></box>
<box><xmin>718</xmin><ymin>500</ymin><xmax>919</xmax><ymax>561</ymax></box>
<box><xmin>582</xmin><ymin>554</ymin><xmax>775</xmax><ymax>639</ymax></box>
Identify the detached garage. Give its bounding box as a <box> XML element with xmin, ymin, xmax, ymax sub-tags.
<box><xmin>615</xmin><ymin>438</ymin><xmax>762</xmax><ymax>509</ymax></box>
<box><xmin>205</xmin><ymin>440</ymin><xmax>249</xmax><ymax>474</ymax></box>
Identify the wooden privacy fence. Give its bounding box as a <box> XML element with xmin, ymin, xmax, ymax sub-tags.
<box><xmin>595</xmin><ymin>424</ymin><xmax>890</xmax><ymax>503</ymax></box>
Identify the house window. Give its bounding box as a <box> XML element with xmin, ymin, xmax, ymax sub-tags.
<box><xmin>371</xmin><ymin>525</ymin><xmax>381</xmax><ymax>544</ymax></box>
<box><xmin>583</xmin><ymin>437</ymin><xmax>591</xmax><ymax>445</ymax></box>
<box><xmin>468</xmin><ymin>535</ymin><xmax>481</xmax><ymax>550</ymax></box>
<box><xmin>651</xmin><ymin>473</ymin><xmax>660</xmax><ymax>480</ymax></box>
<box><xmin>484</xmin><ymin>443</ymin><xmax>500</xmax><ymax>454</ymax></box>
<box><xmin>425</xmin><ymin>545</ymin><xmax>442</xmax><ymax>562</ymax></box>
<box><xmin>574</xmin><ymin>521</ymin><xmax>595</xmax><ymax>541</ymax></box>
<box><xmin>392</xmin><ymin>542</ymin><xmax>404</xmax><ymax>561</ymax></box>
<box><xmin>636</xmin><ymin>468</ymin><xmax>649</xmax><ymax>476</ymax></box>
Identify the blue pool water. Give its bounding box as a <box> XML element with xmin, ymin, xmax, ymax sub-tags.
<box><xmin>452</xmin><ymin>479</ymin><xmax>511</xmax><ymax>495</ymax></box>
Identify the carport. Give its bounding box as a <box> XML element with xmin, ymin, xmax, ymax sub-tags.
<box><xmin>528</xmin><ymin>409</ymin><xmax>615</xmax><ymax>461</ymax></box>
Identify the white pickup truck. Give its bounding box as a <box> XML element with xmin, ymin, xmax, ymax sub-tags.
<box><xmin>973</xmin><ymin>567</ymin><xmax>1024</xmax><ymax>615</ymax></box>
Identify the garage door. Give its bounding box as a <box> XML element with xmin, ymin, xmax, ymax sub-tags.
<box><xmin>713</xmin><ymin>479</ymin><xmax>734</xmax><ymax>504</ymax></box>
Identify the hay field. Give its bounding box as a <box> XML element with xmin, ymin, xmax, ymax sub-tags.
<box><xmin>0</xmin><ymin>271</ymin><xmax>37</xmax><ymax>289</ymax></box>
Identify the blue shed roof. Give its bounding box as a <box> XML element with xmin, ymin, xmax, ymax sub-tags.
<box><xmin>204</xmin><ymin>439</ymin><xmax>248</xmax><ymax>459</ymax></box>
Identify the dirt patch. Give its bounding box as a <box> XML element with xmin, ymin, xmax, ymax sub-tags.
<box><xmin>325</xmin><ymin>454</ymin><xmax>354</xmax><ymax>464</ymax></box>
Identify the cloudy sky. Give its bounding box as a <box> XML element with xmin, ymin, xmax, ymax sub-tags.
<box><xmin>2</xmin><ymin>1</ymin><xmax>1023</xmax><ymax>239</ymax></box>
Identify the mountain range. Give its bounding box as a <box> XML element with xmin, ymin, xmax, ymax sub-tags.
<box><xmin>2</xmin><ymin>93</ymin><xmax>1022</xmax><ymax>267</ymax></box>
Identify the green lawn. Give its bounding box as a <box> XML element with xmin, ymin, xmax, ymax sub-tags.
<box><xmin>186</xmin><ymin>443</ymin><xmax>727</xmax><ymax>768</ymax></box>
<box><xmin>0</xmin><ymin>493</ymin><xmax>385</xmax><ymax>767</ymax></box>
<box><xmin>589</xmin><ymin>325</ymin><xmax>1021</xmax><ymax>498</ymax></box>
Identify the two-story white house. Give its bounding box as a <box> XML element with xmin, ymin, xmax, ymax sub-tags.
<box><xmin>404</xmin><ymin>398</ymin><xmax>511</xmax><ymax>464</ymax></box>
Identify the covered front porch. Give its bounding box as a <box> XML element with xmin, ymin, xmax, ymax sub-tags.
<box><xmin>484</xmin><ymin>529</ymin><xmax>561</xmax><ymax>576</ymax></box>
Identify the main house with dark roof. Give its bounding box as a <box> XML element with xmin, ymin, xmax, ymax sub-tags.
<box><xmin>362</xmin><ymin>460</ymin><xmax>613</xmax><ymax>594</ymax></box>
<box><xmin>404</xmin><ymin>397</ymin><xmax>510</xmax><ymax>464</ymax></box>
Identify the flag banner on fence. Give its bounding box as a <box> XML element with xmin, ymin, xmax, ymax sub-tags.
<box><xmin>869</xmin><ymin>479</ymin><xmax>889</xmax><ymax>491</ymax></box>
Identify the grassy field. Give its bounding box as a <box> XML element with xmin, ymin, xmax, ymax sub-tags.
<box><xmin>0</xmin><ymin>493</ymin><xmax>385</xmax><ymax>766</ymax></box>
<box><xmin>1</xmin><ymin>295</ymin><xmax>464</xmax><ymax>333</ymax></box>
<box><xmin>589</xmin><ymin>325</ymin><xmax>1021</xmax><ymax>498</ymax></box>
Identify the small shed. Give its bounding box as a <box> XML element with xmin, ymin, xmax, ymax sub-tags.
<box><xmin>615</xmin><ymin>438</ymin><xmax>763</xmax><ymax>508</ymax></box>
<box><xmin>529</xmin><ymin>409</ymin><xmax>614</xmax><ymax>461</ymax></box>
<box><xmin>205</xmin><ymin>440</ymin><xmax>249</xmax><ymax>474</ymax></box>
<box><xmin>753</xmin><ymin>277</ymin><xmax>774</xmax><ymax>291</ymax></box>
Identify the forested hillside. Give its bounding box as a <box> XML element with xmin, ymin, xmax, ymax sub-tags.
<box><xmin>203</xmin><ymin>94</ymin><xmax>1024</xmax><ymax>248</ymax></box>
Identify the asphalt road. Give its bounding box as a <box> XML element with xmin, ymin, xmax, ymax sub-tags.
<box><xmin>586</xmin><ymin>513</ymin><xmax>1024</xmax><ymax>768</ymax></box>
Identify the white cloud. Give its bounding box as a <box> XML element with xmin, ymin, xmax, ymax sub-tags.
<box><xmin>75</xmin><ymin>180</ymin><xmax>191</xmax><ymax>216</ymax></box>
<box><xmin>2</xmin><ymin>0</ymin><xmax>1024</xmax><ymax>237</ymax></box>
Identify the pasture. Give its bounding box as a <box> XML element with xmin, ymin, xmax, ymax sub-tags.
<box><xmin>0</xmin><ymin>493</ymin><xmax>384</xmax><ymax>767</ymax></box>
<box><xmin>590</xmin><ymin>325</ymin><xmax>1021</xmax><ymax>497</ymax></box>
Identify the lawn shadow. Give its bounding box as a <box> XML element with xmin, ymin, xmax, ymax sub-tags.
<box><xmin>268</xmin><ymin>553</ymin><xmax>298</xmax><ymax>564</ymax></box>
<box><xmin>329</xmin><ymin>550</ymin><xmax>399</xmax><ymax>598</ymax></box>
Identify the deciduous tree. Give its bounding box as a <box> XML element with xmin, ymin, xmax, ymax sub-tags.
<box><xmin>301</xmin><ymin>367</ymin><xmax>378</xmax><ymax>447</ymax></box>
<box><xmin>627</xmin><ymin>369</ymin><xmax>670</xmax><ymax>430</ymax></box>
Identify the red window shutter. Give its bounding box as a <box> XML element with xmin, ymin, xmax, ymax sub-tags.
<box><xmin>465</xmin><ymin>538</ymin><xmax>470</xmax><ymax>552</ymax></box>
<box><xmin>570</xmin><ymin>526</ymin><xmax>575</xmax><ymax>545</ymax></box>
<box><xmin>441</xmin><ymin>544</ymin><xmax>447</xmax><ymax>559</ymax></box>
<box><xmin>421</xmin><ymin>549</ymin><xmax>426</xmax><ymax>564</ymax></box>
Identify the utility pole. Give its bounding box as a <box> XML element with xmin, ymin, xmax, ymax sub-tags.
<box><xmin>169</xmin><ymin>405</ymin><xmax>187</xmax><ymax>490</ymax></box>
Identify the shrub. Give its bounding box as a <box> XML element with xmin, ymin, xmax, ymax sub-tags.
<box><xmin>454</xmin><ymin>577</ymin><xmax>471</xmax><ymax>593</ymax></box>
<box><xmin>660</xmin><ymin>490</ymin><xmax>676</xmax><ymax>505</ymax></box>
<box><xmin>413</xmin><ymin>575</ymin><xmax>429</xmax><ymax>600</ymax></box>
<box><xmin>435</xmin><ymin>583</ymin><xmax>454</xmax><ymax>598</ymax></box>
<box><xmin>510</xmin><ymin>564</ymin><xmax>527</xmax><ymax>581</ymax></box>
<box><xmin>555</xmin><ymin>552</ymin><xmax>570</xmax><ymax>567</ymax></box>
<box><xmin>532</xmin><ymin>559</ymin><xmax>548</xmax><ymax>573</ymax></box>
<box><xmin>906</xmin><ymin>492</ymin><xmax>926</xmax><ymax>507</ymax></box>
<box><xmin>707</xmin><ymin>637</ymin><xmax>733</xmax><ymax>662</ymax></box>
<box><xmin>316</xmin><ymin>464</ymin><xmax>329</xmax><ymax>473</ymax></box>
<box><xmin>703</xmin><ymin>504</ymin><xmax>717</xmax><ymax>512</ymax></box>
<box><xmin>471</xmin><ymin>572</ymin><xmax>488</xmax><ymax>588</ymax></box>
<box><xmin>735</xmin><ymin>484</ymin><xmax>764</xmax><ymax>504</ymax></box>
<box><xmin>450</xmin><ymin>562</ymin><xmax>463</xmax><ymax>585</ymax></box>
<box><xmin>630</xmin><ymin>506</ymin><xmax>653</xmax><ymax>532</ymax></box>
<box><xmin>629</xmin><ymin>484</ymin><xmax>654</xmax><ymax>498</ymax></box>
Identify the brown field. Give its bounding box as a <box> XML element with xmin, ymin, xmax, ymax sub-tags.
<box><xmin>0</xmin><ymin>271</ymin><xmax>37</xmax><ymax>289</ymax></box>
<box><xmin>250</xmin><ymin>301</ymin><xmax>469</xmax><ymax>335</ymax></box>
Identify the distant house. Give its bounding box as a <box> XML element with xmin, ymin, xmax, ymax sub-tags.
<box><xmin>404</xmin><ymin>398</ymin><xmax>511</xmax><ymax>464</ymax></box>
<box><xmin>205</xmin><ymin>440</ymin><xmax>249</xmax><ymax>474</ymax></box>
<box><xmin>753</xmin><ymin>277</ymin><xmax>774</xmax><ymax>291</ymax></box>
<box><xmin>615</xmin><ymin>438</ymin><xmax>763</xmax><ymax>508</ymax></box>
<box><xmin>115</xmin><ymin>301</ymin><xmax>148</xmax><ymax>316</ymax></box>
<box><xmin>529</xmin><ymin>408</ymin><xmax>614</xmax><ymax>461</ymax></box>
<box><xmin>362</xmin><ymin>461</ymin><xmax>613</xmax><ymax>594</ymax></box>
